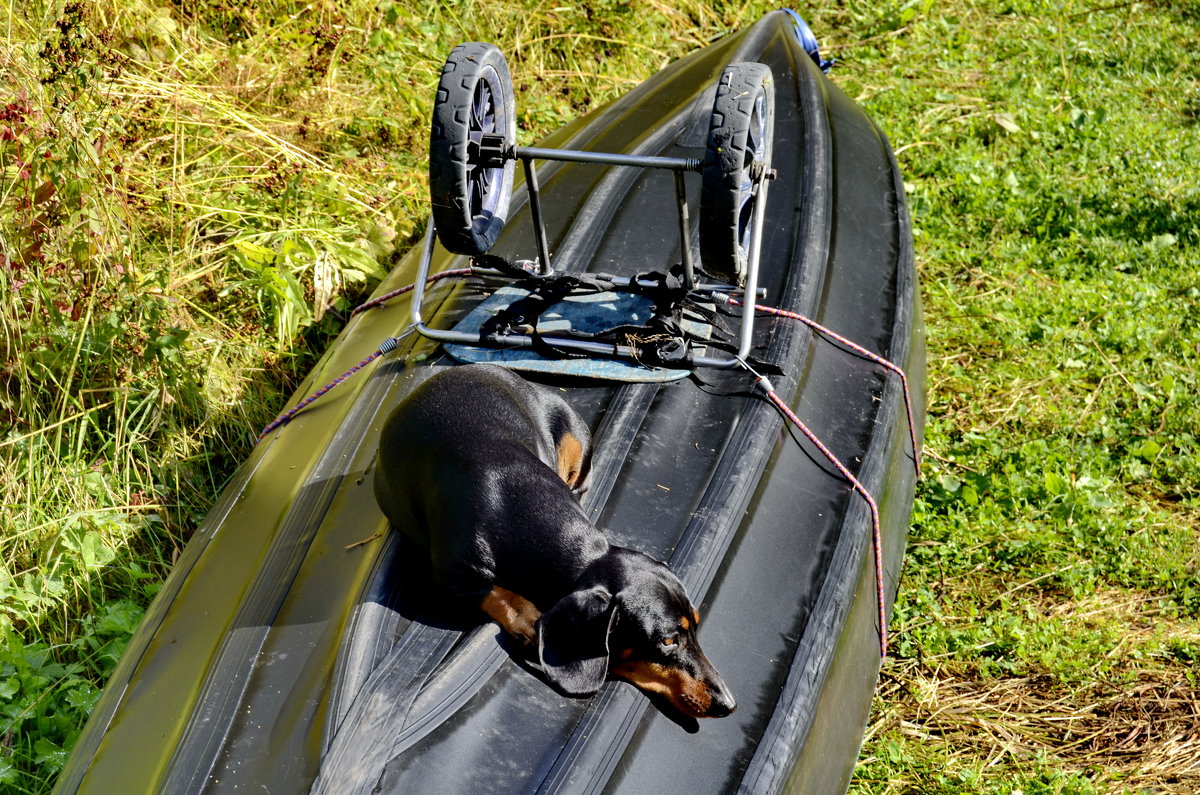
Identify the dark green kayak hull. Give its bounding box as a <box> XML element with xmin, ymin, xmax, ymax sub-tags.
<box><xmin>58</xmin><ymin>11</ymin><xmax>923</xmax><ymax>794</ymax></box>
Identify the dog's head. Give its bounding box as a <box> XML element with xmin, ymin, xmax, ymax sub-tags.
<box><xmin>536</xmin><ymin>548</ymin><xmax>735</xmax><ymax>719</ymax></box>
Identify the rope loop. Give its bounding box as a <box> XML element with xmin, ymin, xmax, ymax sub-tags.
<box><xmin>746</xmin><ymin>367</ymin><xmax>890</xmax><ymax>658</ymax></box>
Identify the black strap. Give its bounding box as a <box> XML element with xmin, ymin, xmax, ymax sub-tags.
<box><xmin>474</xmin><ymin>262</ymin><xmax>742</xmax><ymax>371</ymax></box>
<box><xmin>480</xmin><ymin>274</ymin><xmax>615</xmax><ymax>338</ymax></box>
<box><xmin>470</xmin><ymin>253</ymin><xmax>540</xmax><ymax>280</ymax></box>
<box><xmin>695</xmin><ymin>335</ymin><xmax>785</xmax><ymax>375</ymax></box>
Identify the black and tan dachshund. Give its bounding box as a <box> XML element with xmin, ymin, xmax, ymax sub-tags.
<box><xmin>374</xmin><ymin>363</ymin><xmax>735</xmax><ymax>719</ymax></box>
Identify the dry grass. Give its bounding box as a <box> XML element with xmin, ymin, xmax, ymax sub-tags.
<box><xmin>863</xmin><ymin>585</ymin><xmax>1200</xmax><ymax>793</ymax></box>
<box><xmin>868</xmin><ymin>661</ymin><xmax>1200</xmax><ymax>793</ymax></box>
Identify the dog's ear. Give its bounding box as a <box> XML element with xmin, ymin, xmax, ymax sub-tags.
<box><xmin>537</xmin><ymin>585</ymin><xmax>617</xmax><ymax>696</ymax></box>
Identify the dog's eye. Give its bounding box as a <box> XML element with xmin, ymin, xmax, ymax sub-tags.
<box><xmin>661</xmin><ymin>635</ymin><xmax>677</xmax><ymax>647</ymax></box>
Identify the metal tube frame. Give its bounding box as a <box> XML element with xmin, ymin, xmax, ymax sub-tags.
<box><xmin>410</xmin><ymin>142</ymin><xmax>770</xmax><ymax>371</ymax></box>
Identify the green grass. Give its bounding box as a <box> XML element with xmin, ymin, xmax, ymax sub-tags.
<box><xmin>1</xmin><ymin>0</ymin><xmax>1197</xmax><ymax>792</ymax></box>
<box><xmin>830</xmin><ymin>1</ymin><xmax>1200</xmax><ymax>792</ymax></box>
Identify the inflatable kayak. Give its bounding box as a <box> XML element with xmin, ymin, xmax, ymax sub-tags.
<box><xmin>58</xmin><ymin>10</ymin><xmax>923</xmax><ymax>794</ymax></box>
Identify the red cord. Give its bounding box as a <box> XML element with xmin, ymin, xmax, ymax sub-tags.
<box><xmin>725</xmin><ymin>294</ymin><xmax>918</xmax><ymax>658</ymax></box>
<box><xmin>755</xmin><ymin>378</ymin><xmax>890</xmax><ymax>658</ymax></box>
<box><xmin>726</xmin><ymin>297</ymin><xmax>921</xmax><ymax>479</ymax></box>
<box><xmin>258</xmin><ymin>268</ymin><xmax>474</xmax><ymax>441</ymax></box>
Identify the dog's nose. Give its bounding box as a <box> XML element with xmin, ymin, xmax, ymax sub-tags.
<box><xmin>707</xmin><ymin>682</ymin><xmax>737</xmax><ymax>717</ymax></box>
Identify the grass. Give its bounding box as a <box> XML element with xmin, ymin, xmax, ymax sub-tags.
<box><xmin>830</xmin><ymin>1</ymin><xmax>1200</xmax><ymax>792</ymax></box>
<box><xmin>0</xmin><ymin>0</ymin><xmax>1196</xmax><ymax>792</ymax></box>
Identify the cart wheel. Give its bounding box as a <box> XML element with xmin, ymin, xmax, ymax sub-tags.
<box><xmin>430</xmin><ymin>43</ymin><xmax>516</xmax><ymax>256</ymax></box>
<box><xmin>699</xmin><ymin>63</ymin><xmax>775</xmax><ymax>285</ymax></box>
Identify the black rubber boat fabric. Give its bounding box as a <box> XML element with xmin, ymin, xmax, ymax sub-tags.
<box><xmin>57</xmin><ymin>12</ymin><xmax>922</xmax><ymax>795</ymax></box>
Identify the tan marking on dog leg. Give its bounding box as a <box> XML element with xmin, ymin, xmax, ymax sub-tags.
<box><xmin>480</xmin><ymin>586</ymin><xmax>542</xmax><ymax>646</ymax></box>
<box><xmin>556</xmin><ymin>432</ymin><xmax>585</xmax><ymax>487</ymax></box>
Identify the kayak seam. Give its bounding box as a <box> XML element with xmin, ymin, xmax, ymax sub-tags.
<box><xmin>55</xmin><ymin>450</ymin><xmax>271</xmax><ymax>793</ymax></box>
<box><xmin>533</xmin><ymin>17</ymin><xmax>823</xmax><ymax>793</ymax></box>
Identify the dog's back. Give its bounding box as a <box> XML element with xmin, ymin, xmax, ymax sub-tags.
<box><xmin>373</xmin><ymin>364</ymin><xmax>735</xmax><ymax>716</ymax></box>
<box><xmin>374</xmin><ymin>364</ymin><xmax>594</xmax><ymax>603</ymax></box>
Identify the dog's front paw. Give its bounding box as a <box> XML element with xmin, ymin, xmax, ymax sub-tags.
<box><xmin>509</xmin><ymin>613</ymin><xmax>538</xmax><ymax>647</ymax></box>
<box><xmin>481</xmin><ymin>586</ymin><xmax>542</xmax><ymax>648</ymax></box>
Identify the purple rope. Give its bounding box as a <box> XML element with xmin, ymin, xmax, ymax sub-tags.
<box><xmin>258</xmin><ymin>340</ymin><xmax>398</xmax><ymax>442</ymax></box>
<box><xmin>723</xmin><ymin>296</ymin><xmax>921</xmax><ymax>479</ymax></box>
<box><xmin>258</xmin><ymin>267</ymin><xmax>477</xmax><ymax>443</ymax></box>
<box><xmin>755</xmin><ymin>377</ymin><xmax>890</xmax><ymax>658</ymax></box>
<box><xmin>350</xmin><ymin>268</ymin><xmax>475</xmax><ymax>317</ymax></box>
